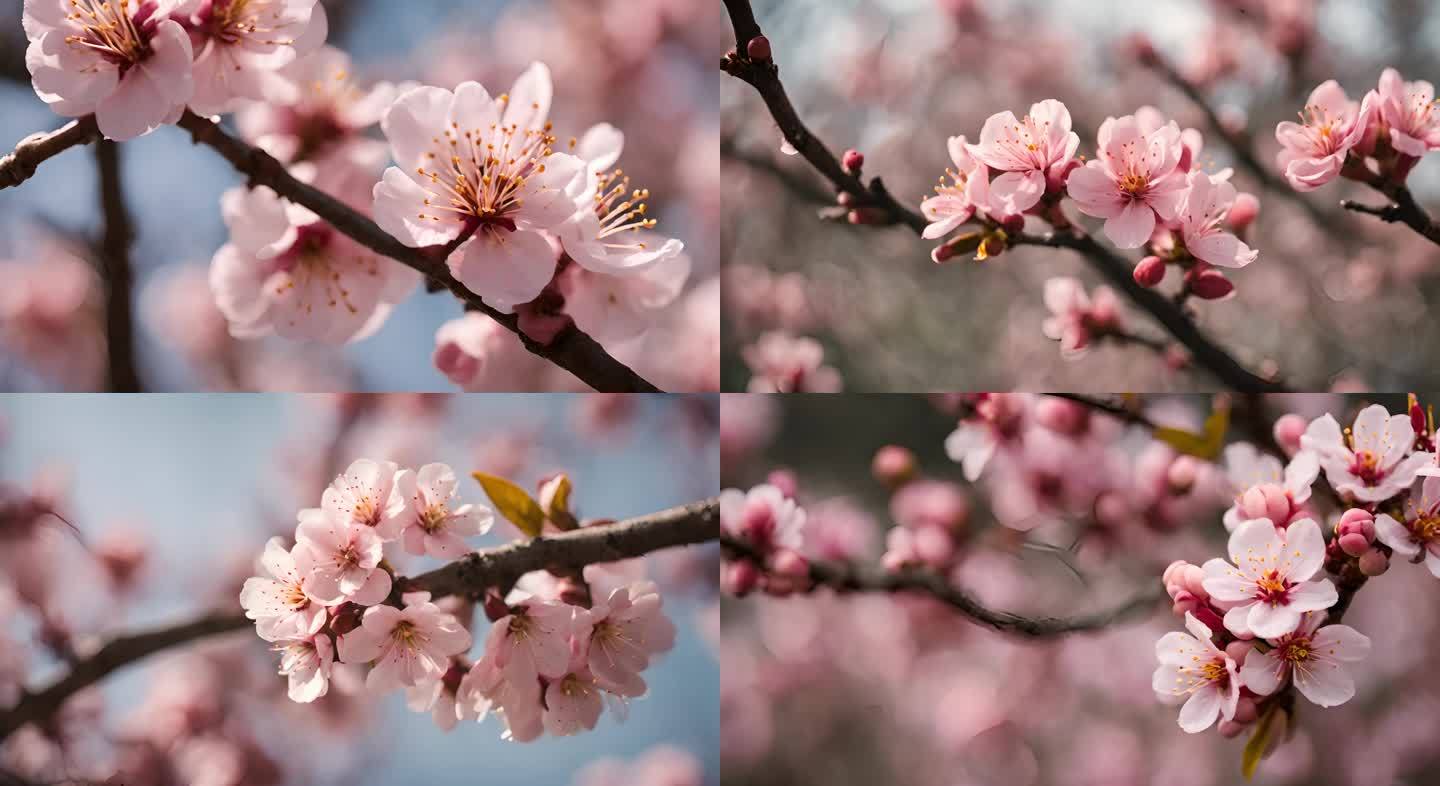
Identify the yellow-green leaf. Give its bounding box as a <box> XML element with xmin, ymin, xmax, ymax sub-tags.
<box><xmin>473</xmin><ymin>472</ymin><xmax>545</xmax><ymax>538</ymax></box>
<box><xmin>542</xmin><ymin>474</ymin><xmax>578</xmax><ymax>531</ymax></box>
<box><xmin>1241</xmin><ymin>703</ymin><xmax>1282</xmax><ymax>780</ymax></box>
<box><xmin>1154</xmin><ymin>404</ymin><xmax>1231</xmax><ymax>461</ymax></box>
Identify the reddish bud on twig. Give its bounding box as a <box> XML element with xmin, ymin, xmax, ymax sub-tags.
<box><xmin>1133</xmin><ymin>255</ymin><xmax>1166</xmax><ymax>287</ymax></box>
<box><xmin>842</xmin><ymin>148</ymin><xmax>864</xmax><ymax>174</ymax></box>
<box><xmin>1187</xmin><ymin>270</ymin><xmax>1234</xmax><ymax>300</ymax></box>
<box><xmin>747</xmin><ymin>35</ymin><xmax>772</xmax><ymax>61</ymax></box>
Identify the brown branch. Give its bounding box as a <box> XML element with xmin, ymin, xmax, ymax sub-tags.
<box><xmin>1048</xmin><ymin>393</ymin><xmax>1162</xmax><ymax>430</ymax></box>
<box><xmin>93</xmin><ymin>140</ymin><xmax>144</xmax><ymax>392</ymax></box>
<box><xmin>1341</xmin><ymin>188</ymin><xmax>1440</xmax><ymax>247</ymax></box>
<box><xmin>722</xmin><ymin>534</ymin><xmax>1163</xmax><ymax>637</ymax></box>
<box><xmin>720</xmin><ymin>0</ymin><xmax>1285</xmax><ymax>393</ymax></box>
<box><xmin>0</xmin><ymin>118</ymin><xmax>100</xmax><ymax>189</ymax></box>
<box><xmin>0</xmin><ymin>498</ymin><xmax>718</xmax><ymax>742</ymax></box>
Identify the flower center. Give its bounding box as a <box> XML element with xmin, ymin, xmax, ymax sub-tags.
<box><xmin>507</xmin><ymin>613</ymin><xmax>532</xmax><ymax>640</ymax></box>
<box><xmin>419</xmin><ymin>504</ymin><xmax>449</xmax><ymax>534</ymax></box>
<box><xmin>284</xmin><ymin>582</ymin><xmax>309</xmax><ymax>609</ymax></box>
<box><xmin>587</xmin><ymin>167</ymin><xmax>659</xmax><ymax>252</ymax></box>
<box><xmin>392</xmin><ymin>620</ymin><xmax>418</xmax><ymax>647</ymax></box>
<box><xmin>1280</xmin><ymin>636</ymin><xmax>1314</xmax><ymax>664</ymax></box>
<box><xmin>1349</xmin><ymin>449</ymin><xmax>1384</xmax><ymax>484</ymax></box>
<box><xmin>336</xmin><ymin>544</ymin><xmax>359</xmax><ymax>569</ymax></box>
<box><xmin>413</xmin><ymin>111</ymin><xmax>558</xmax><ymax>227</ymax></box>
<box><xmin>197</xmin><ymin>0</ymin><xmax>296</xmax><ymax>48</ymax></box>
<box><xmin>64</xmin><ymin>0</ymin><xmax>158</xmax><ymax>71</ymax></box>
<box><xmin>1415</xmin><ymin>514</ymin><xmax>1440</xmax><ymax>543</ymax></box>
<box><xmin>1254</xmin><ymin>569</ymin><xmax>1292</xmax><ymax>604</ymax></box>
<box><xmin>1118</xmin><ymin>171</ymin><xmax>1149</xmax><ymax>196</ymax></box>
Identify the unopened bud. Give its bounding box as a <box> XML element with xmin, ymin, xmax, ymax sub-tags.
<box><xmin>1338</xmin><ymin>532</ymin><xmax>1372</xmax><ymax>557</ymax></box>
<box><xmin>1133</xmin><ymin>255</ymin><xmax>1166</xmax><ymax>287</ymax></box>
<box><xmin>871</xmin><ymin>445</ymin><xmax>917</xmax><ymax>488</ymax></box>
<box><xmin>842</xmin><ymin>148</ymin><xmax>865</xmax><ymax>173</ymax></box>
<box><xmin>723</xmin><ymin>559</ymin><xmax>761</xmax><ymax>596</ymax></box>
<box><xmin>1167</xmin><ymin>456</ymin><xmax>1200</xmax><ymax>494</ymax></box>
<box><xmin>746</xmin><ymin>35</ymin><xmax>772</xmax><ymax>61</ymax></box>
<box><xmin>770</xmin><ymin>548</ymin><xmax>809</xmax><ymax>579</ymax></box>
<box><xmin>1228</xmin><ymin>192</ymin><xmax>1260</xmax><ymax>231</ymax></box>
<box><xmin>1188</xmin><ymin>270</ymin><xmax>1234</xmax><ymax>300</ymax></box>
<box><xmin>1272</xmin><ymin>413</ymin><xmax>1307</xmax><ymax>456</ymax></box>
<box><xmin>1358</xmin><ymin>548</ymin><xmax>1389</xmax><ymax>576</ymax></box>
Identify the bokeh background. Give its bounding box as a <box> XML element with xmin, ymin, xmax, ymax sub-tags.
<box><xmin>721</xmin><ymin>0</ymin><xmax>1440</xmax><ymax>391</ymax></box>
<box><xmin>0</xmin><ymin>393</ymin><xmax>720</xmax><ymax>785</ymax></box>
<box><xmin>721</xmin><ymin>392</ymin><xmax>1440</xmax><ymax>786</ymax></box>
<box><xmin>0</xmin><ymin>0</ymin><xmax>720</xmax><ymax>392</ymax></box>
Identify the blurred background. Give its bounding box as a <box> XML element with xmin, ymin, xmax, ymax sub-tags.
<box><xmin>0</xmin><ymin>0</ymin><xmax>720</xmax><ymax>392</ymax></box>
<box><xmin>0</xmin><ymin>393</ymin><xmax>719</xmax><ymax>785</ymax></box>
<box><xmin>720</xmin><ymin>392</ymin><xmax>1440</xmax><ymax>786</ymax></box>
<box><xmin>721</xmin><ymin>0</ymin><xmax>1440</xmax><ymax>391</ymax></box>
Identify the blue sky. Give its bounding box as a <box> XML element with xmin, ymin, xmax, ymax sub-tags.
<box><xmin>0</xmin><ymin>393</ymin><xmax>719</xmax><ymax>785</ymax></box>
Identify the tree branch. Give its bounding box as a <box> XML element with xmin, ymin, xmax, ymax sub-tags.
<box><xmin>722</xmin><ymin>534</ymin><xmax>1163</xmax><ymax>637</ymax></box>
<box><xmin>0</xmin><ymin>113</ymin><xmax>660</xmax><ymax>392</ymax></box>
<box><xmin>0</xmin><ymin>118</ymin><xmax>100</xmax><ymax>189</ymax></box>
<box><xmin>0</xmin><ymin>498</ymin><xmax>718</xmax><ymax>742</ymax></box>
<box><xmin>720</xmin><ymin>0</ymin><xmax>1284</xmax><ymax>392</ymax></box>
<box><xmin>1342</xmin><ymin>189</ymin><xmax>1440</xmax><ymax>246</ymax></box>
<box><xmin>93</xmin><ymin>140</ymin><xmax>144</xmax><ymax>393</ymax></box>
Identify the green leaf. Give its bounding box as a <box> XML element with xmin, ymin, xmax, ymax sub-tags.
<box><xmin>1154</xmin><ymin>404</ymin><xmax>1231</xmax><ymax>461</ymax></box>
<box><xmin>1241</xmin><ymin>702</ymin><xmax>1283</xmax><ymax>780</ymax></box>
<box><xmin>473</xmin><ymin>472</ymin><xmax>545</xmax><ymax>538</ymax></box>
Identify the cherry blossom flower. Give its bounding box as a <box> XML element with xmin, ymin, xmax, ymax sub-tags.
<box><xmin>542</xmin><ymin>652</ymin><xmax>605</xmax><ymax>737</ymax></box>
<box><xmin>1221</xmin><ymin>443</ymin><xmax>1319</xmax><ymax>531</ymax></box>
<box><xmin>371</xmin><ymin>66</ymin><xmax>587</xmax><ymax>311</ymax></box>
<box><xmin>395</xmin><ymin>462</ymin><xmax>494</xmax><ymax>559</ymax></box>
<box><xmin>431</xmin><ymin>312</ymin><xmax>542</xmax><ymax>392</ymax></box>
<box><xmin>944</xmin><ymin>393</ymin><xmax>1029</xmax><ymax>481</ymax></box>
<box><xmin>321</xmin><ymin>458</ymin><xmax>411</xmax><ymax>540</ymax></box>
<box><xmin>719</xmin><ymin>484</ymin><xmax>806</xmax><ymax>552</ymax></box>
<box><xmin>1174</xmin><ymin>171</ymin><xmax>1258</xmax><ymax>270</ymax></box>
<box><xmin>336</xmin><ymin>593</ymin><xmax>472</xmax><ymax>693</ymax></box>
<box><xmin>921</xmin><ymin>135</ymin><xmax>992</xmax><ymax>238</ymax></box>
<box><xmin>1374</xmin><ymin>475</ymin><xmax>1440</xmax><ymax>577</ymax></box>
<box><xmin>1153</xmin><ymin>612</ymin><xmax>1240</xmax><ymax>733</ymax></box>
<box><xmin>274</xmin><ymin>633</ymin><xmax>333</xmax><ymax>703</ymax></box>
<box><xmin>174</xmin><ymin>0</ymin><xmax>328</xmax><ymax>117</ymax></box>
<box><xmin>209</xmin><ymin>151</ymin><xmax>420</xmax><ymax>344</ymax></box>
<box><xmin>557</xmin><ymin>124</ymin><xmax>686</xmax><ymax>276</ymax></box>
<box><xmin>1065</xmin><ymin>114</ymin><xmax>1188</xmax><ymax>248</ymax></box>
<box><xmin>292</xmin><ymin>510</ymin><xmax>391</xmax><ymax>606</ymax></box>
<box><xmin>1240</xmin><ymin>612</ymin><xmax>1371</xmax><ymax>707</ymax></box>
<box><xmin>456</xmin><ymin>653</ymin><xmax>544</xmax><ymax>743</ymax></box>
<box><xmin>1201</xmin><ymin>517</ymin><xmax>1337</xmax><ymax>639</ymax></box>
<box><xmin>966</xmin><ymin>99</ymin><xmax>1079</xmax><ymax>214</ymax></box>
<box><xmin>585</xmin><ymin>581</ymin><xmax>676</xmax><ymax>695</ymax></box>
<box><xmin>742</xmin><ymin>331</ymin><xmax>841</xmax><ymax>393</ymax></box>
<box><xmin>1039</xmin><ymin>276</ymin><xmax>1122</xmax><ymax>357</ymax></box>
<box><xmin>239</xmin><ymin>536</ymin><xmax>324</xmax><ymax>641</ymax></box>
<box><xmin>1376</xmin><ymin>67</ymin><xmax>1440</xmax><ymax>158</ymax></box>
<box><xmin>559</xmin><ymin>247</ymin><xmax>691</xmax><ymax>343</ymax></box>
<box><xmin>23</xmin><ymin>0</ymin><xmax>195</xmax><ymax>140</ymax></box>
<box><xmin>1275</xmin><ymin>80</ymin><xmax>1374</xmax><ymax>191</ymax></box>
<box><xmin>487</xmin><ymin>597</ymin><xmax>585</xmax><ymax>687</ymax></box>
<box><xmin>1301</xmin><ymin>404</ymin><xmax>1432</xmax><ymax>503</ymax></box>
<box><xmin>406</xmin><ymin>662</ymin><xmax>466</xmax><ymax>732</ymax></box>
<box><xmin>236</xmin><ymin>44</ymin><xmax>399</xmax><ymax>163</ymax></box>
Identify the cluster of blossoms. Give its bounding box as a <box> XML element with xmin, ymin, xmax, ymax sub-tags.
<box><xmin>1275</xmin><ymin>68</ymin><xmax>1440</xmax><ymax>193</ymax></box>
<box><xmin>740</xmin><ymin>331</ymin><xmax>842</xmax><ymax>393</ymax></box>
<box><xmin>21</xmin><ymin>1</ymin><xmax>691</xmax><ymax>365</ymax></box>
<box><xmin>920</xmin><ymin>101</ymin><xmax>1258</xmax><ymax>302</ymax></box>
<box><xmin>719</xmin><ymin>481</ymin><xmax>811</xmax><ymax>596</ymax></box>
<box><xmin>1154</xmin><ymin>401</ymin><xmax>1440</xmax><ymax>758</ymax></box>
<box><xmin>239</xmin><ymin>458</ymin><xmax>677</xmax><ymax>741</ymax></box>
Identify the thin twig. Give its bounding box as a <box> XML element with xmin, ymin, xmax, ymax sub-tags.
<box><xmin>93</xmin><ymin>140</ymin><xmax>144</xmax><ymax>392</ymax></box>
<box><xmin>720</xmin><ymin>0</ymin><xmax>1284</xmax><ymax>392</ymax></box>
<box><xmin>0</xmin><ymin>118</ymin><xmax>100</xmax><ymax>189</ymax></box>
<box><xmin>1048</xmin><ymin>393</ymin><xmax>1162</xmax><ymax>430</ymax></box>
<box><xmin>1342</xmin><ymin>191</ymin><xmax>1440</xmax><ymax>246</ymax></box>
<box><xmin>0</xmin><ymin>498</ymin><xmax>719</xmax><ymax>742</ymax></box>
<box><xmin>722</xmin><ymin>534</ymin><xmax>1163</xmax><ymax>637</ymax></box>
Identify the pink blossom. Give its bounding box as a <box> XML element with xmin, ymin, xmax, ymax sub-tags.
<box><xmin>1374</xmin><ymin>475</ymin><xmax>1440</xmax><ymax>577</ymax></box>
<box><xmin>175</xmin><ymin>0</ymin><xmax>328</xmax><ymax>116</ymax></box>
<box><xmin>719</xmin><ymin>484</ymin><xmax>805</xmax><ymax>552</ymax></box>
<box><xmin>431</xmin><ymin>312</ymin><xmax>543</xmax><ymax>392</ymax></box>
<box><xmin>1153</xmin><ymin>612</ymin><xmax>1240</xmax><ymax>733</ymax></box>
<box><xmin>1376</xmin><ymin>67</ymin><xmax>1440</xmax><ymax>158</ymax></box>
<box><xmin>742</xmin><ymin>331</ymin><xmax>841</xmax><ymax>393</ymax></box>
<box><xmin>396</xmin><ymin>462</ymin><xmax>493</xmax><ymax>559</ymax></box>
<box><xmin>560</xmin><ymin>246</ymin><xmax>692</xmax><ymax>343</ymax></box>
<box><xmin>321</xmin><ymin>458</ymin><xmax>411</xmax><ymax>540</ymax></box>
<box><xmin>1065</xmin><ymin>114</ymin><xmax>1188</xmax><ymax>248</ymax></box>
<box><xmin>236</xmin><ymin>44</ymin><xmax>398</xmax><ymax>163</ymax></box>
<box><xmin>585</xmin><ymin>582</ymin><xmax>676</xmax><ymax>695</ymax></box>
<box><xmin>1240</xmin><ymin>612</ymin><xmax>1370</xmax><ymax>707</ymax></box>
<box><xmin>966</xmin><ymin>99</ymin><xmax>1078</xmax><ymax>214</ymax></box>
<box><xmin>1301</xmin><ymin>404</ymin><xmax>1432</xmax><ymax>503</ymax></box>
<box><xmin>274</xmin><ymin>633</ymin><xmax>333</xmax><ymax>703</ymax></box>
<box><xmin>1220</xmin><ymin>443</ymin><xmax>1318</xmax><ymax>531</ymax></box>
<box><xmin>1174</xmin><ymin>171</ymin><xmax>1258</xmax><ymax>269</ymax></box>
<box><xmin>209</xmin><ymin>151</ymin><xmax>420</xmax><ymax>344</ymax></box>
<box><xmin>488</xmin><ymin>597</ymin><xmax>585</xmax><ymax>687</ymax></box>
<box><xmin>239</xmin><ymin>536</ymin><xmax>324</xmax><ymax>641</ymax></box>
<box><xmin>456</xmin><ymin>653</ymin><xmax>544</xmax><ymax>742</ymax></box>
<box><xmin>1201</xmin><ymin>517</ymin><xmax>1337</xmax><ymax>639</ymax></box>
<box><xmin>944</xmin><ymin>393</ymin><xmax>1030</xmax><ymax>481</ymax></box>
<box><xmin>1275</xmin><ymin>80</ymin><xmax>1374</xmax><ymax>191</ymax></box>
<box><xmin>24</xmin><ymin>0</ymin><xmax>195</xmax><ymax>140</ymax></box>
<box><xmin>543</xmin><ymin>652</ymin><xmax>606</xmax><ymax>737</ymax></box>
<box><xmin>1039</xmin><ymin>277</ymin><xmax>1121</xmax><ymax>357</ymax></box>
<box><xmin>292</xmin><ymin>511</ymin><xmax>391</xmax><ymax>606</ymax></box>
<box><xmin>372</xmin><ymin>66</ymin><xmax>586</xmax><ymax>311</ymax></box>
<box><xmin>336</xmin><ymin>594</ymin><xmax>472</xmax><ymax>692</ymax></box>
<box><xmin>921</xmin><ymin>135</ymin><xmax>992</xmax><ymax>238</ymax></box>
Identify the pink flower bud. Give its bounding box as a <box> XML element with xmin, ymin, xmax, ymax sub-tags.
<box><xmin>1180</xmin><ymin>564</ymin><xmax>1208</xmax><ymax>599</ymax></box>
<box><xmin>1171</xmin><ymin>591</ymin><xmax>1200</xmax><ymax>616</ymax></box>
<box><xmin>1225</xmin><ymin>640</ymin><xmax>1253</xmax><ymax>666</ymax></box>
<box><xmin>842</xmin><ymin>149</ymin><xmax>865</xmax><ymax>173</ymax></box>
<box><xmin>1162</xmin><ymin>560</ymin><xmax>1190</xmax><ymax>588</ymax></box>
<box><xmin>1133</xmin><ymin>255</ymin><xmax>1166</xmax><ymax>288</ymax></box>
<box><xmin>746</xmin><ymin>35</ymin><xmax>772</xmax><ymax>61</ymax></box>
<box><xmin>1358</xmin><ymin>548</ymin><xmax>1389</xmax><ymax>576</ymax></box>
<box><xmin>1272</xmin><ymin>413</ymin><xmax>1307</xmax><ymax>456</ymax></box>
<box><xmin>1227</xmin><ymin>192</ymin><xmax>1260</xmax><ymax>231</ymax></box>
<box><xmin>1167</xmin><ymin>457</ymin><xmax>1199</xmax><ymax>494</ymax></box>
<box><xmin>1188</xmin><ymin>270</ymin><xmax>1234</xmax><ymax>300</ymax></box>
<box><xmin>1094</xmin><ymin>491</ymin><xmax>1131</xmax><ymax>530</ymax></box>
<box><xmin>740</xmin><ymin>498</ymin><xmax>777</xmax><ymax>546</ymax></box>
<box><xmin>872</xmin><ymin>445</ymin><xmax>917</xmax><ymax>488</ymax></box>
<box><xmin>912</xmin><ymin>525</ymin><xmax>955</xmax><ymax>567</ymax></box>
<box><xmin>1193</xmin><ymin>607</ymin><xmax>1227</xmax><ymax>635</ymax></box>
<box><xmin>999</xmin><ymin>213</ymin><xmax>1026</xmax><ymax>234</ymax></box>
<box><xmin>767</xmin><ymin>469</ymin><xmax>798</xmax><ymax>498</ymax></box>
<box><xmin>1338</xmin><ymin>532</ymin><xmax>1371</xmax><ymax>557</ymax></box>
<box><xmin>1035</xmin><ymin>396</ymin><xmax>1090</xmax><ymax>436</ymax></box>
<box><xmin>723</xmin><ymin>560</ymin><xmax>761</xmax><ymax>596</ymax></box>
<box><xmin>771</xmin><ymin>548</ymin><xmax>809</xmax><ymax>579</ymax></box>
<box><xmin>1337</xmin><ymin>508</ymin><xmax>1375</xmax><ymax>541</ymax></box>
<box><xmin>1239</xmin><ymin>484</ymin><xmax>1292</xmax><ymax>525</ymax></box>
